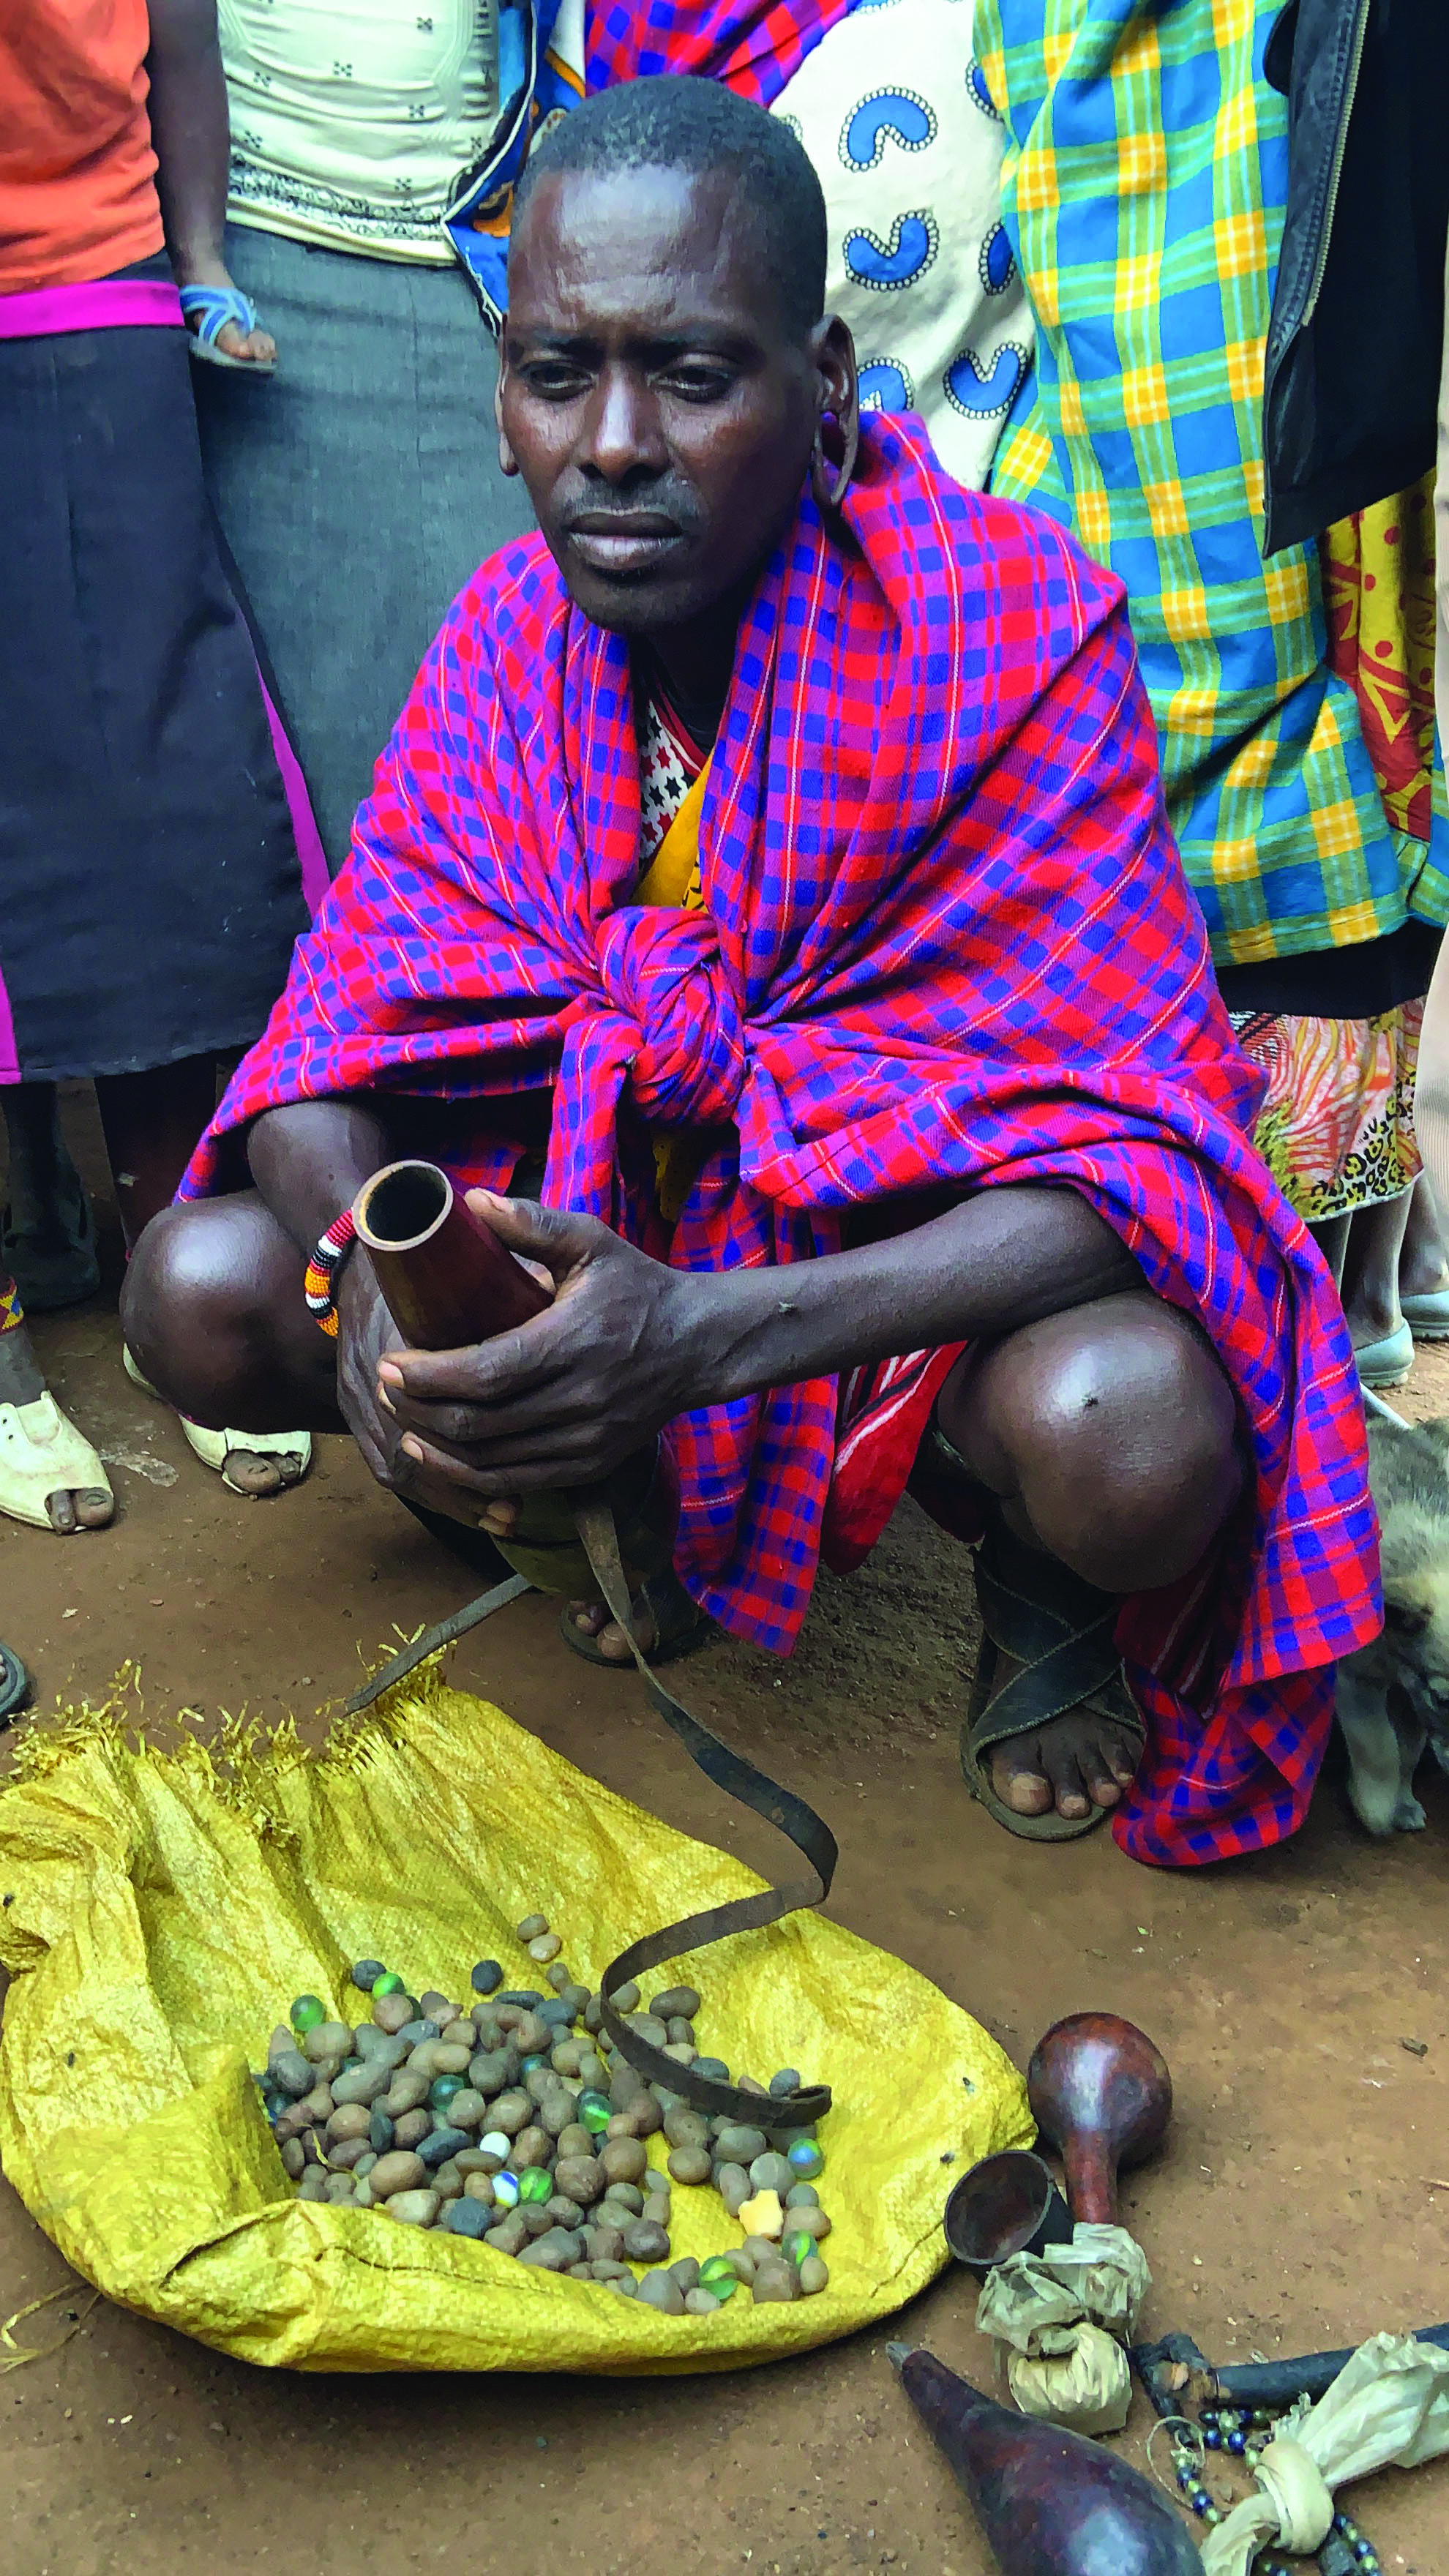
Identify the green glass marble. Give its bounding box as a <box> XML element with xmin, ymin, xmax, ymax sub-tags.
<box><xmin>371</xmin><ymin>1972</ymin><xmax>405</xmax><ymax>1998</ymax></box>
<box><xmin>697</xmin><ymin>2256</ymin><xmax>739</xmax><ymax>2302</ymax></box>
<box><xmin>786</xmin><ymin>2138</ymin><xmax>824</xmax><ymax>2180</ymax></box>
<box><xmin>518</xmin><ymin>2167</ymin><xmax>553</xmax><ymax>2204</ymax></box>
<box><xmin>782</xmin><ymin>2228</ymin><xmax>815</xmax><ymax>2267</ymax></box>
<box><xmin>577</xmin><ymin>2089</ymin><xmax>612</xmax><ymax>2133</ymax></box>
<box><xmin>289</xmin><ymin>1994</ymin><xmax>326</xmax><ymax>2034</ymax></box>
<box><xmin>430</xmin><ymin>2074</ymin><xmax>465</xmax><ymax>2110</ymax></box>
<box><xmin>520</xmin><ymin>2053</ymin><xmax>549</xmax><ymax>2075</ymax></box>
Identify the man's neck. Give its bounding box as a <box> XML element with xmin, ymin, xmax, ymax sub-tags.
<box><xmin>639</xmin><ymin>581</ymin><xmax>752</xmax><ymax>752</ymax></box>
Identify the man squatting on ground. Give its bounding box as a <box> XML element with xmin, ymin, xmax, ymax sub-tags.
<box><xmin>125</xmin><ymin>82</ymin><xmax>1381</xmax><ymax>1868</ymax></box>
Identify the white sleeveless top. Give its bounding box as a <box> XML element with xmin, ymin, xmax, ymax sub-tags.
<box><xmin>219</xmin><ymin>0</ymin><xmax>501</xmax><ymax>263</ymax></box>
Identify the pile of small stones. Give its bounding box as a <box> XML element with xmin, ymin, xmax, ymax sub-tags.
<box><xmin>255</xmin><ymin>1913</ymin><xmax>831</xmax><ymax>2315</ymax></box>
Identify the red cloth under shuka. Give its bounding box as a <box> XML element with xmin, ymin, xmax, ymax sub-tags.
<box><xmin>182</xmin><ymin>418</ymin><xmax>1380</xmax><ymax>1866</ymax></box>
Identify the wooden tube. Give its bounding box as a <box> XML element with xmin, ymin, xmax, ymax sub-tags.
<box><xmin>352</xmin><ymin>1160</ymin><xmax>550</xmax><ymax>1350</ymax></box>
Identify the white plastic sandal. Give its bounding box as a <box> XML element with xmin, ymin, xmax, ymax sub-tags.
<box><xmin>121</xmin><ymin>1344</ymin><xmax>311</xmax><ymax>1497</ymax></box>
<box><xmin>0</xmin><ymin>1391</ymin><xmax>113</xmax><ymax>1532</ymax></box>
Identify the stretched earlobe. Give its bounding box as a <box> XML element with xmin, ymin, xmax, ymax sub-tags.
<box><xmin>810</xmin><ymin>410</ymin><xmax>858</xmax><ymax>513</ymax></box>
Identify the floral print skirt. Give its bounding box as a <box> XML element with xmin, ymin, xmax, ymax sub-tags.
<box><xmin>1232</xmin><ymin>999</ymin><xmax>1423</xmax><ymax>1224</ymax></box>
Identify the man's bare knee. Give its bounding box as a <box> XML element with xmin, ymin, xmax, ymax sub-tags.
<box><xmin>122</xmin><ymin>1200</ymin><xmax>285</xmax><ymax>1421</ymax></box>
<box><xmin>946</xmin><ymin>1290</ymin><xmax>1243</xmax><ymax>1590</ymax></box>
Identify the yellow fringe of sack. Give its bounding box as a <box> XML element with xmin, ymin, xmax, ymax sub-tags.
<box><xmin>0</xmin><ymin>1660</ymin><xmax>1029</xmax><ymax>2373</ymax></box>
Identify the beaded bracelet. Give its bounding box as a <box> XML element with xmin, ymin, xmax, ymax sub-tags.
<box><xmin>303</xmin><ymin>1209</ymin><xmax>357</xmax><ymax>1339</ymax></box>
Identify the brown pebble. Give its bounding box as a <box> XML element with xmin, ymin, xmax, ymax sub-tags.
<box><xmin>463</xmin><ymin>2173</ymin><xmax>497</xmax><ymax>2205</ymax></box>
<box><xmin>516</xmin><ymin>1912</ymin><xmax>550</xmax><ymax>1940</ymax></box>
<box><xmin>684</xmin><ymin>2286</ymin><xmax>722</xmax><ymax>2315</ymax></box>
<box><xmin>538</xmin><ymin>2093</ymin><xmax>577</xmax><ymax>2140</ymax></box>
<box><xmin>751</xmin><ymin>2258</ymin><xmax>801</xmax><ymax>2304</ymax></box>
<box><xmin>785</xmin><ymin>2203</ymin><xmax>831</xmax><ymax>2241</ymax></box>
<box><xmin>629</xmin><ymin>2092</ymin><xmax>664</xmax><ymax>2138</ymax></box>
<box><xmin>667</xmin><ymin>2146</ymin><xmax>712</xmax><ymax>2187</ymax></box>
<box><xmin>650</xmin><ymin>1986</ymin><xmax>700</xmax><ymax>2021</ymax></box>
<box><xmin>600</xmin><ymin>2182</ymin><xmax>645</xmax><ymax>2217</ymax></box>
<box><xmin>453</xmin><ymin>2147</ymin><xmax>494</xmax><ymax>2175</ymax></box>
<box><xmin>798</xmin><ymin>2255</ymin><xmax>829</xmax><ymax>2296</ymax></box>
<box><xmin>552</xmin><ymin>2154</ymin><xmax>604</xmax><ymax>2206</ymax></box>
<box><xmin>715</xmin><ymin>2163</ymin><xmax>752</xmax><ymax>2218</ymax></box>
<box><xmin>528</xmin><ymin>1932</ymin><xmax>562</xmax><ymax>1963</ymax></box>
<box><xmin>583</xmin><ymin>2222</ymin><xmax>624</xmax><ymax>2263</ymax></box>
<box><xmin>663</xmin><ymin>2106</ymin><xmax>709</xmax><ymax>2151</ymax></box>
<box><xmin>489</xmin><ymin>2090</ymin><xmax>531</xmax><ymax>2135</ymax></box>
<box><xmin>326</xmin><ymin>2103</ymin><xmax>373</xmax><ymax>2144</ymax></box>
<box><xmin>297</xmin><ymin>2168</ymin><xmax>328</xmax><ymax>2202</ymax></box>
<box><xmin>636</xmin><ymin>2269</ymin><xmax>685</xmax><ymax>2314</ymax></box>
<box><xmin>665</xmin><ymin>2017</ymin><xmax>695</xmax><ymax>2048</ymax></box>
<box><xmin>555</xmin><ymin>2123</ymin><xmax>594</xmax><ymax>2162</ymax></box>
<box><xmin>304</xmin><ymin>2020</ymin><xmax>351</xmax><ymax>2063</ymax></box>
<box><xmin>322</xmin><ymin>2172</ymin><xmax>356</xmax><ymax>2204</ymax></box>
<box><xmin>280</xmin><ymin>2138</ymin><xmax>305</xmax><ymax>2179</ymax></box>
<box><xmin>327</xmin><ymin>2136</ymin><xmax>371</xmax><ymax>2171</ymax></box>
<box><xmin>545</xmin><ymin>2195</ymin><xmax>584</xmax><ymax>2228</ymax></box>
<box><xmin>512</xmin><ymin>2125</ymin><xmax>551</xmax><ymax>2174</ymax></box>
<box><xmin>720</xmin><ymin>2247</ymin><xmax>756</xmax><ymax>2283</ymax></box>
<box><xmin>441</xmin><ymin>2019</ymin><xmax>476</xmax><ymax>2049</ymax></box>
<box><xmin>485</xmin><ymin>2214</ymin><xmax>529</xmax><ymax>2256</ymax></box>
<box><xmin>443</xmin><ymin>2089</ymin><xmax>490</xmax><ymax>2133</ymax></box>
<box><xmin>386</xmin><ymin>2189</ymin><xmax>441</xmax><ymax>2227</ymax></box>
<box><xmin>369</xmin><ymin>2150</ymin><xmax>428</xmax><ymax>2199</ymax></box>
<box><xmin>668</xmin><ymin>2256</ymin><xmax>700</xmax><ymax>2293</ymax></box>
<box><xmin>392</xmin><ymin>2109</ymin><xmax>432</xmax><ymax>2151</ymax></box>
<box><xmin>592</xmin><ymin>2257</ymin><xmax>632</xmax><ymax>2280</ymax></box>
<box><xmin>517</xmin><ymin>2237</ymin><xmax>571</xmax><ymax>2272</ymax></box>
<box><xmin>297</xmin><ymin>2084</ymin><xmax>334</xmax><ymax>2123</ymax></box>
<box><xmin>513</xmin><ymin>2012</ymin><xmax>551</xmax><ymax>2054</ymax></box>
<box><xmin>372</xmin><ymin>1993</ymin><xmax>414</xmax><ymax>2035</ymax></box>
<box><xmin>433</xmin><ymin>2163</ymin><xmax>464</xmax><ymax>2199</ymax></box>
<box><xmin>621</xmin><ymin>2218</ymin><xmax>671</xmax><ymax>2263</ymax></box>
<box><xmin>383</xmin><ymin>2070</ymin><xmax>431</xmax><ymax>2116</ymax></box>
<box><xmin>433</xmin><ymin>2043</ymin><xmax>471</xmax><ymax>2076</ymax></box>
<box><xmin>521</xmin><ymin>2203</ymin><xmax>554</xmax><ymax>2238</ymax></box>
<box><xmin>419</xmin><ymin>1991</ymin><xmax>453</xmax><ymax>2021</ymax></box>
<box><xmin>600</xmin><ymin>2136</ymin><xmax>648</xmax><ymax>2185</ymax></box>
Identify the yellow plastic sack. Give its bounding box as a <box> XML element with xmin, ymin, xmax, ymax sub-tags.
<box><xmin>0</xmin><ymin>1668</ymin><xmax>1030</xmax><ymax>2373</ymax></box>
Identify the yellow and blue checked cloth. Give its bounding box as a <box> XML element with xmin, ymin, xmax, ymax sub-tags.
<box><xmin>976</xmin><ymin>0</ymin><xmax>1448</xmax><ymax>969</ymax></box>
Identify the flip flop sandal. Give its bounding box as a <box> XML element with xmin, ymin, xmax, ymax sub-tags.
<box><xmin>1</xmin><ymin>1188</ymin><xmax>100</xmax><ymax>1312</ymax></box>
<box><xmin>1401</xmin><ymin>1289</ymin><xmax>1449</xmax><ymax>1342</ymax></box>
<box><xmin>1353</xmin><ymin>1320</ymin><xmax>1415</xmax><ymax>1388</ymax></box>
<box><xmin>961</xmin><ymin>1505</ymin><xmax>1144</xmax><ymax>1843</ymax></box>
<box><xmin>0</xmin><ymin>1640</ymin><xmax>29</xmax><ymax>1725</ymax></box>
<box><xmin>559</xmin><ymin>1566</ymin><xmax>713</xmax><ymax>1669</ymax></box>
<box><xmin>0</xmin><ymin>1392</ymin><xmax>113</xmax><ymax>1532</ymax></box>
<box><xmin>179</xmin><ymin>284</ymin><xmax>277</xmax><ymax>374</ymax></box>
<box><xmin>122</xmin><ymin>1344</ymin><xmax>311</xmax><ymax>1496</ymax></box>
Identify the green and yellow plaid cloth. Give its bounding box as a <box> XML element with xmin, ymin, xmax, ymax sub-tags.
<box><xmin>976</xmin><ymin>0</ymin><xmax>1448</xmax><ymax>967</ymax></box>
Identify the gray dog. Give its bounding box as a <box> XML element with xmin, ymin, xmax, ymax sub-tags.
<box><xmin>1336</xmin><ymin>1409</ymin><xmax>1449</xmax><ymax>1832</ymax></box>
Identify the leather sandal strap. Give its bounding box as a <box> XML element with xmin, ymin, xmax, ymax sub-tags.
<box><xmin>967</xmin><ymin>1509</ymin><xmax>1141</xmax><ymax>1759</ymax></box>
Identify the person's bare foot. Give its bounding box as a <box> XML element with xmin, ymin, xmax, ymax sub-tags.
<box><xmin>220</xmin><ymin>1443</ymin><xmax>308</xmax><ymax>1496</ymax></box>
<box><xmin>176</xmin><ymin>256</ymin><xmax>277</xmax><ymax>366</ymax></box>
<box><xmin>0</xmin><ymin>1319</ymin><xmax>113</xmax><ymax>1531</ymax></box>
<box><xmin>985</xmin><ymin>1649</ymin><xmax>1141</xmax><ymax>1821</ymax></box>
<box><xmin>566</xmin><ymin>1597</ymin><xmax>657</xmax><ymax>1662</ymax></box>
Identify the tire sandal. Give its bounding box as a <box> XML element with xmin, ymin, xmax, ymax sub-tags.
<box><xmin>0</xmin><ymin>1640</ymin><xmax>29</xmax><ymax>1726</ymax></box>
<box><xmin>121</xmin><ymin>1345</ymin><xmax>311</xmax><ymax>1496</ymax></box>
<box><xmin>962</xmin><ymin>1504</ymin><xmax>1144</xmax><ymax>1842</ymax></box>
<box><xmin>559</xmin><ymin>1566</ymin><xmax>713</xmax><ymax>1669</ymax></box>
<box><xmin>179</xmin><ymin>284</ymin><xmax>276</xmax><ymax>374</ymax></box>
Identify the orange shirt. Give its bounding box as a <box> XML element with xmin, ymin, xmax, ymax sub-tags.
<box><xmin>0</xmin><ymin>1</ymin><xmax>165</xmax><ymax>293</ymax></box>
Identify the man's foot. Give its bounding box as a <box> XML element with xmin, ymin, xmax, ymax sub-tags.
<box><xmin>985</xmin><ymin>1652</ymin><xmax>1142</xmax><ymax>1821</ymax></box>
<box><xmin>561</xmin><ymin>1570</ymin><xmax>711</xmax><ymax>1669</ymax></box>
<box><xmin>0</xmin><ymin>1320</ymin><xmax>113</xmax><ymax>1532</ymax></box>
<box><xmin>121</xmin><ymin>1346</ymin><xmax>310</xmax><ymax>1495</ymax></box>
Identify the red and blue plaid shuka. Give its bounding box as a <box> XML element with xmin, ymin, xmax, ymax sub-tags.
<box><xmin>183</xmin><ymin>418</ymin><xmax>1380</xmax><ymax>1868</ymax></box>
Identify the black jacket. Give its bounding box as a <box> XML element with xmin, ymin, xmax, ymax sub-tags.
<box><xmin>1261</xmin><ymin>0</ymin><xmax>1449</xmax><ymax>554</ymax></box>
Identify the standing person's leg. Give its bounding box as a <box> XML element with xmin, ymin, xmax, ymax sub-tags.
<box><xmin>93</xmin><ymin>1053</ymin><xmax>220</xmax><ymax>1249</ymax></box>
<box><xmin>1338</xmin><ymin>1186</ymin><xmax>1414</xmax><ymax>1357</ymax></box>
<box><xmin>1</xmin><ymin>1085</ymin><xmax>99</xmax><ymax>1308</ymax></box>
<box><xmin>1397</xmin><ymin>1168</ymin><xmax>1449</xmax><ymax>1330</ymax></box>
<box><xmin>0</xmin><ymin>1266</ymin><xmax>112</xmax><ymax>1533</ymax></box>
<box><xmin>193</xmin><ymin>231</ymin><xmax>537</xmax><ymax>868</ymax></box>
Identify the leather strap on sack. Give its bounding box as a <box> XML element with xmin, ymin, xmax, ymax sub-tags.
<box><xmin>347</xmin><ymin>1489</ymin><xmax>836</xmax><ymax>2130</ymax></box>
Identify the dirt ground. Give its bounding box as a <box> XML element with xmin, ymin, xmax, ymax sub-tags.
<box><xmin>2</xmin><ymin>1093</ymin><xmax>1448</xmax><ymax>2576</ymax></box>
